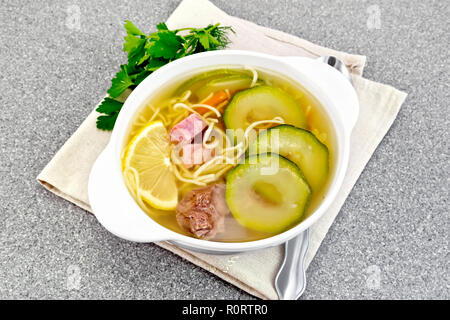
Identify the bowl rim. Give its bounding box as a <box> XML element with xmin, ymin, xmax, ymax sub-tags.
<box><xmin>106</xmin><ymin>50</ymin><xmax>353</xmax><ymax>252</ymax></box>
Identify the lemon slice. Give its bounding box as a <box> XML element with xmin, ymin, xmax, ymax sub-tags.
<box><xmin>123</xmin><ymin>121</ymin><xmax>177</xmax><ymax>210</ymax></box>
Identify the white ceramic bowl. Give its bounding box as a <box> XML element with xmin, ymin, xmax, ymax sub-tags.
<box><xmin>88</xmin><ymin>50</ymin><xmax>359</xmax><ymax>254</ymax></box>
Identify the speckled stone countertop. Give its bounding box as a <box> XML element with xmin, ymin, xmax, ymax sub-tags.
<box><xmin>0</xmin><ymin>0</ymin><xmax>448</xmax><ymax>299</ymax></box>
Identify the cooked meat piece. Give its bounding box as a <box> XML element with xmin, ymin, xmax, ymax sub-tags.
<box><xmin>176</xmin><ymin>184</ymin><xmax>230</xmax><ymax>239</ymax></box>
<box><xmin>169</xmin><ymin>113</ymin><xmax>207</xmax><ymax>145</ymax></box>
<box><xmin>170</xmin><ymin>114</ymin><xmax>213</xmax><ymax>168</ymax></box>
<box><xmin>180</xmin><ymin>143</ymin><xmax>214</xmax><ymax>168</ymax></box>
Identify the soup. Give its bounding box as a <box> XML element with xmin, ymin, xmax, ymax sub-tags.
<box><xmin>121</xmin><ymin>65</ymin><xmax>336</xmax><ymax>242</ymax></box>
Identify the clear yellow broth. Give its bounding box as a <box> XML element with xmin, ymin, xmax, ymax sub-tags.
<box><xmin>122</xmin><ymin>65</ymin><xmax>337</xmax><ymax>242</ymax></box>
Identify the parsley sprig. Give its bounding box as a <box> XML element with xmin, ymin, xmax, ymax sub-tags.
<box><xmin>96</xmin><ymin>21</ymin><xmax>234</xmax><ymax>130</ymax></box>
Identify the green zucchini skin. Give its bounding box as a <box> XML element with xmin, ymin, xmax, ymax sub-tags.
<box><xmin>223</xmin><ymin>86</ymin><xmax>307</xmax><ymax>132</ymax></box>
<box><xmin>249</xmin><ymin>124</ymin><xmax>329</xmax><ymax>192</ymax></box>
<box><xmin>225</xmin><ymin>153</ymin><xmax>311</xmax><ymax>233</ymax></box>
<box><xmin>196</xmin><ymin>74</ymin><xmax>254</xmax><ymax>99</ymax></box>
<box><xmin>175</xmin><ymin>69</ymin><xmax>249</xmax><ymax>96</ymax></box>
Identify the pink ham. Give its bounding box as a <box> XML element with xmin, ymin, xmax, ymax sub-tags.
<box><xmin>170</xmin><ymin>114</ymin><xmax>207</xmax><ymax>146</ymax></box>
<box><xmin>181</xmin><ymin>144</ymin><xmax>214</xmax><ymax>168</ymax></box>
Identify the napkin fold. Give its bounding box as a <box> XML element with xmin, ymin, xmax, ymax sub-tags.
<box><xmin>37</xmin><ymin>0</ymin><xmax>407</xmax><ymax>299</ymax></box>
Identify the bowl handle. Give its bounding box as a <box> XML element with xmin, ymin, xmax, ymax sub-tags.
<box><xmin>282</xmin><ymin>56</ymin><xmax>359</xmax><ymax>134</ymax></box>
<box><xmin>88</xmin><ymin>144</ymin><xmax>177</xmax><ymax>243</ymax></box>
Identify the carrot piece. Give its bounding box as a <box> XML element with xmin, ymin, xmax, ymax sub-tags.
<box><xmin>196</xmin><ymin>90</ymin><xmax>229</xmax><ymax>114</ymax></box>
<box><xmin>204</xmin><ymin>90</ymin><xmax>228</xmax><ymax>106</ymax></box>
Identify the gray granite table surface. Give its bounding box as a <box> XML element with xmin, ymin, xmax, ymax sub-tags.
<box><xmin>0</xmin><ymin>0</ymin><xmax>448</xmax><ymax>300</ymax></box>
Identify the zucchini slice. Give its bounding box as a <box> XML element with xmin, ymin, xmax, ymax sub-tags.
<box><xmin>226</xmin><ymin>153</ymin><xmax>311</xmax><ymax>233</ymax></box>
<box><xmin>223</xmin><ymin>86</ymin><xmax>306</xmax><ymax>131</ymax></box>
<box><xmin>249</xmin><ymin>125</ymin><xmax>329</xmax><ymax>192</ymax></box>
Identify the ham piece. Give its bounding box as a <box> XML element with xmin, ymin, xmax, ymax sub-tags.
<box><xmin>170</xmin><ymin>113</ymin><xmax>213</xmax><ymax>168</ymax></box>
<box><xmin>176</xmin><ymin>184</ymin><xmax>230</xmax><ymax>239</ymax></box>
<box><xmin>169</xmin><ymin>113</ymin><xmax>207</xmax><ymax>146</ymax></box>
<box><xmin>180</xmin><ymin>144</ymin><xmax>214</xmax><ymax>168</ymax></box>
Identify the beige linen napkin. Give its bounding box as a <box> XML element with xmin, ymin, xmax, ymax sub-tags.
<box><xmin>37</xmin><ymin>0</ymin><xmax>407</xmax><ymax>299</ymax></box>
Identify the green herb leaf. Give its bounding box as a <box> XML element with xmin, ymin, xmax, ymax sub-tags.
<box><xmin>96</xmin><ymin>97</ymin><xmax>123</xmax><ymax>115</ymax></box>
<box><xmin>130</xmin><ymin>69</ymin><xmax>151</xmax><ymax>86</ymax></box>
<box><xmin>96</xmin><ymin>113</ymin><xmax>119</xmax><ymax>131</ymax></box>
<box><xmin>124</xmin><ymin>34</ymin><xmax>144</xmax><ymax>53</ymax></box>
<box><xmin>129</xmin><ymin>40</ymin><xmax>147</xmax><ymax>67</ymax></box>
<box><xmin>137</xmin><ymin>52</ymin><xmax>150</xmax><ymax>65</ymax></box>
<box><xmin>123</xmin><ymin>20</ymin><xmax>148</xmax><ymax>66</ymax></box>
<box><xmin>148</xmin><ymin>31</ymin><xmax>183</xmax><ymax>60</ymax></box>
<box><xmin>96</xmin><ymin>98</ymin><xmax>123</xmax><ymax>131</ymax></box>
<box><xmin>107</xmin><ymin>65</ymin><xmax>134</xmax><ymax>98</ymax></box>
<box><xmin>208</xmin><ymin>24</ymin><xmax>233</xmax><ymax>49</ymax></box>
<box><xmin>207</xmin><ymin>33</ymin><xmax>220</xmax><ymax>46</ymax></box>
<box><xmin>146</xmin><ymin>57</ymin><xmax>166</xmax><ymax>71</ymax></box>
<box><xmin>196</xmin><ymin>30</ymin><xmax>210</xmax><ymax>50</ymax></box>
<box><xmin>156</xmin><ymin>22</ymin><xmax>168</xmax><ymax>31</ymax></box>
<box><xmin>124</xmin><ymin>20</ymin><xmax>145</xmax><ymax>36</ymax></box>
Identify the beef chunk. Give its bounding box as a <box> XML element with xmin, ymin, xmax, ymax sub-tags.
<box><xmin>176</xmin><ymin>184</ymin><xmax>230</xmax><ymax>239</ymax></box>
